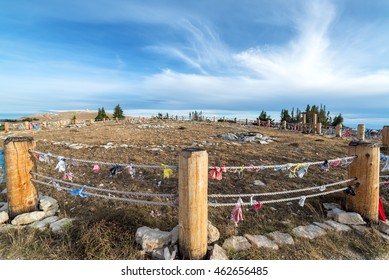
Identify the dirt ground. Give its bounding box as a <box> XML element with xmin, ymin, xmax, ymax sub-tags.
<box><xmin>0</xmin><ymin>113</ymin><xmax>388</xmax><ymax>260</ymax></box>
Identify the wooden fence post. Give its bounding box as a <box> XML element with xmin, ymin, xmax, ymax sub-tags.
<box><xmin>316</xmin><ymin>122</ymin><xmax>322</xmax><ymax>134</ymax></box>
<box><xmin>335</xmin><ymin>124</ymin><xmax>342</xmax><ymax>137</ymax></box>
<box><xmin>267</xmin><ymin>120</ymin><xmax>271</xmax><ymax>127</ymax></box>
<box><xmin>313</xmin><ymin>113</ymin><xmax>317</xmax><ymax>132</ymax></box>
<box><xmin>346</xmin><ymin>141</ymin><xmax>379</xmax><ymax>222</ymax></box>
<box><xmin>4</xmin><ymin>122</ymin><xmax>9</xmax><ymax>133</ymax></box>
<box><xmin>4</xmin><ymin>137</ymin><xmax>38</xmax><ymax>219</ymax></box>
<box><xmin>357</xmin><ymin>124</ymin><xmax>365</xmax><ymax>141</ymax></box>
<box><xmin>25</xmin><ymin>121</ymin><xmax>30</xmax><ymax>130</ymax></box>
<box><xmin>178</xmin><ymin>148</ymin><xmax>208</xmax><ymax>260</ymax></box>
<box><xmin>382</xmin><ymin>126</ymin><xmax>389</xmax><ymax>147</ymax></box>
<box><xmin>246</xmin><ymin>118</ymin><xmax>248</xmax><ymax>125</ymax></box>
<box><xmin>282</xmin><ymin>121</ymin><xmax>286</xmax><ymax>129</ymax></box>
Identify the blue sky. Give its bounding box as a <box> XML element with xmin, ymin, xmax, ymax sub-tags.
<box><xmin>0</xmin><ymin>0</ymin><xmax>388</xmax><ymax>127</ymax></box>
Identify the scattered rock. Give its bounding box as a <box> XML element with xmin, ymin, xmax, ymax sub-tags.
<box><xmin>351</xmin><ymin>225</ymin><xmax>371</xmax><ymax>236</ymax></box>
<box><xmin>210</xmin><ymin>244</ymin><xmax>229</xmax><ymax>260</ymax></box>
<box><xmin>151</xmin><ymin>248</ymin><xmax>165</xmax><ymax>260</ymax></box>
<box><xmin>222</xmin><ymin>236</ymin><xmax>251</xmax><ymax>252</ymax></box>
<box><xmin>43</xmin><ymin>203</ymin><xmax>59</xmax><ymax>218</ymax></box>
<box><xmin>11</xmin><ymin>211</ymin><xmax>46</xmax><ymax>226</ymax></box>
<box><xmin>244</xmin><ymin>234</ymin><xmax>279</xmax><ymax>250</ymax></box>
<box><xmin>135</xmin><ymin>226</ymin><xmax>172</xmax><ymax>252</ymax></box>
<box><xmin>49</xmin><ymin>218</ymin><xmax>73</xmax><ymax>233</ymax></box>
<box><xmin>170</xmin><ymin>225</ymin><xmax>179</xmax><ymax>245</ymax></box>
<box><xmin>268</xmin><ymin>231</ymin><xmax>295</xmax><ymax>246</ymax></box>
<box><xmin>39</xmin><ymin>196</ymin><xmax>58</xmax><ymax>212</ymax></box>
<box><xmin>323</xmin><ymin>203</ymin><xmax>342</xmax><ymax>210</ymax></box>
<box><xmin>313</xmin><ymin>222</ymin><xmax>335</xmax><ymax>231</ymax></box>
<box><xmin>379</xmin><ymin>232</ymin><xmax>389</xmax><ymax>244</ymax></box>
<box><xmin>292</xmin><ymin>224</ymin><xmax>327</xmax><ymax>240</ymax></box>
<box><xmin>208</xmin><ymin>221</ymin><xmax>220</xmax><ymax>244</ymax></box>
<box><xmin>29</xmin><ymin>216</ymin><xmax>59</xmax><ymax>231</ymax></box>
<box><xmin>334</xmin><ymin>212</ymin><xmax>366</xmax><ymax>225</ymax></box>
<box><xmin>254</xmin><ymin>180</ymin><xmax>266</xmax><ymax>187</ymax></box>
<box><xmin>163</xmin><ymin>245</ymin><xmax>178</xmax><ymax>260</ymax></box>
<box><xmin>327</xmin><ymin>208</ymin><xmax>345</xmax><ymax>219</ymax></box>
<box><xmin>1</xmin><ymin>188</ymin><xmax>6</xmax><ymax>194</ymax></box>
<box><xmin>324</xmin><ymin>220</ymin><xmax>352</xmax><ymax>232</ymax></box>
<box><xmin>0</xmin><ymin>211</ymin><xmax>9</xmax><ymax>224</ymax></box>
<box><xmin>0</xmin><ymin>203</ymin><xmax>7</xmax><ymax>212</ymax></box>
<box><xmin>378</xmin><ymin>221</ymin><xmax>389</xmax><ymax>235</ymax></box>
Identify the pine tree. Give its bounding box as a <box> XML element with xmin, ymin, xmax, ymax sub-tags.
<box><xmin>113</xmin><ymin>104</ymin><xmax>124</xmax><ymax>119</ymax></box>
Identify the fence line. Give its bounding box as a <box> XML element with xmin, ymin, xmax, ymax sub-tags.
<box><xmin>31</xmin><ymin>178</ymin><xmax>176</xmax><ymax>207</ymax></box>
<box><xmin>209</xmin><ymin>187</ymin><xmax>349</xmax><ymax>207</ymax></box>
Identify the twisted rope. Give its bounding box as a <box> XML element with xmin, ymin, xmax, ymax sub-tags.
<box><xmin>209</xmin><ymin>187</ymin><xmax>348</xmax><ymax>207</ymax></box>
<box><xmin>30</xmin><ymin>150</ymin><xmax>178</xmax><ymax>169</ymax></box>
<box><xmin>31</xmin><ymin>178</ymin><xmax>176</xmax><ymax>207</ymax></box>
<box><xmin>221</xmin><ymin>156</ymin><xmax>357</xmax><ymax>170</ymax></box>
<box><xmin>208</xmin><ymin>178</ymin><xmax>356</xmax><ymax>198</ymax></box>
<box><xmin>31</xmin><ymin>172</ymin><xmax>176</xmax><ymax>198</ymax></box>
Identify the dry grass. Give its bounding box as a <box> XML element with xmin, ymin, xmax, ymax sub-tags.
<box><xmin>0</xmin><ymin>117</ymin><xmax>388</xmax><ymax>260</ymax></box>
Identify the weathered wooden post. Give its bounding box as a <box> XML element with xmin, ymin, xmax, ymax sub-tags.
<box><xmin>357</xmin><ymin>124</ymin><xmax>365</xmax><ymax>141</ymax></box>
<box><xmin>89</xmin><ymin>119</ymin><xmax>94</xmax><ymax>125</ymax></box>
<box><xmin>234</xmin><ymin>117</ymin><xmax>237</xmax><ymax>123</ymax></box>
<box><xmin>382</xmin><ymin>126</ymin><xmax>389</xmax><ymax>147</ymax></box>
<box><xmin>25</xmin><ymin>121</ymin><xmax>30</xmax><ymax>130</ymax></box>
<box><xmin>246</xmin><ymin>118</ymin><xmax>248</xmax><ymax>125</ymax></box>
<box><xmin>4</xmin><ymin>137</ymin><xmax>38</xmax><ymax>219</ymax></box>
<box><xmin>178</xmin><ymin>148</ymin><xmax>208</xmax><ymax>260</ymax></box>
<box><xmin>312</xmin><ymin>113</ymin><xmax>317</xmax><ymax>132</ymax></box>
<box><xmin>335</xmin><ymin>124</ymin><xmax>342</xmax><ymax>137</ymax></box>
<box><xmin>346</xmin><ymin>142</ymin><xmax>379</xmax><ymax>222</ymax></box>
<box><xmin>42</xmin><ymin>121</ymin><xmax>47</xmax><ymax>129</ymax></box>
<box><xmin>4</xmin><ymin>122</ymin><xmax>9</xmax><ymax>133</ymax></box>
<box><xmin>282</xmin><ymin>121</ymin><xmax>286</xmax><ymax>129</ymax></box>
<box><xmin>302</xmin><ymin>113</ymin><xmax>307</xmax><ymax>133</ymax></box>
<box><xmin>213</xmin><ymin>116</ymin><xmax>216</xmax><ymax>123</ymax></box>
<box><xmin>267</xmin><ymin>120</ymin><xmax>271</xmax><ymax>127</ymax></box>
<box><xmin>115</xmin><ymin>117</ymin><xmax>118</xmax><ymax>123</ymax></box>
<box><xmin>316</xmin><ymin>122</ymin><xmax>322</xmax><ymax>134</ymax></box>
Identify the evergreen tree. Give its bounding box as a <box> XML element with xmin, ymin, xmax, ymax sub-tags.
<box><xmin>332</xmin><ymin>113</ymin><xmax>343</xmax><ymax>126</ymax></box>
<box><xmin>113</xmin><ymin>104</ymin><xmax>124</xmax><ymax>119</ymax></box>
<box><xmin>259</xmin><ymin>110</ymin><xmax>272</xmax><ymax>121</ymax></box>
<box><xmin>95</xmin><ymin>108</ymin><xmax>102</xmax><ymax>121</ymax></box>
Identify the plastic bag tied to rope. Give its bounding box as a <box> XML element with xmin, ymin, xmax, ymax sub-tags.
<box><xmin>68</xmin><ymin>185</ymin><xmax>88</xmax><ymax>198</ymax></box>
<box><xmin>55</xmin><ymin>158</ymin><xmax>67</xmax><ymax>173</ymax></box>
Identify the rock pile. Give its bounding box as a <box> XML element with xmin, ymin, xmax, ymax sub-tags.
<box><xmin>216</xmin><ymin>133</ymin><xmax>275</xmax><ymax>144</ymax></box>
<box><xmin>0</xmin><ymin>192</ymin><xmax>73</xmax><ymax>233</ymax></box>
<box><xmin>135</xmin><ymin>203</ymin><xmax>389</xmax><ymax>260</ymax></box>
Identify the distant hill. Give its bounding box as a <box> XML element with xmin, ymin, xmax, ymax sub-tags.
<box><xmin>18</xmin><ymin>111</ymin><xmax>113</xmax><ymax>122</ymax></box>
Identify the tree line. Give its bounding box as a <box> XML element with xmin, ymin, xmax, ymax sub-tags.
<box><xmin>260</xmin><ymin>104</ymin><xmax>343</xmax><ymax>126</ymax></box>
<box><xmin>95</xmin><ymin>104</ymin><xmax>124</xmax><ymax>121</ymax></box>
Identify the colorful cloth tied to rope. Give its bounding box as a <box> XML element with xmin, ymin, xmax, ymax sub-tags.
<box><xmin>162</xmin><ymin>164</ymin><xmax>173</xmax><ymax>179</ymax></box>
<box><xmin>230</xmin><ymin>198</ymin><xmax>243</xmax><ymax>226</ymax></box>
<box><xmin>210</xmin><ymin>165</ymin><xmax>226</xmax><ymax>180</ymax></box>
<box><xmin>92</xmin><ymin>164</ymin><xmax>100</xmax><ymax>173</ymax></box>
<box><xmin>55</xmin><ymin>159</ymin><xmax>67</xmax><ymax>173</ymax></box>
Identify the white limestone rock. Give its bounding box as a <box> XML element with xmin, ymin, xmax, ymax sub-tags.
<box><xmin>351</xmin><ymin>225</ymin><xmax>371</xmax><ymax>236</ymax></box>
<box><xmin>324</xmin><ymin>220</ymin><xmax>352</xmax><ymax>232</ymax></box>
<box><xmin>210</xmin><ymin>244</ymin><xmax>229</xmax><ymax>260</ymax></box>
<box><xmin>0</xmin><ymin>203</ymin><xmax>8</xmax><ymax>212</ymax></box>
<box><xmin>244</xmin><ymin>234</ymin><xmax>279</xmax><ymax>250</ymax></box>
<box><xmin>222</xmin><ymin>236</ymin><xmax>251</xmax><ymax>252</ymax></box>
<box><xmin>135</xmin><ymin>226</ymin><xmax>172</xmax><ymax>252</ymax></box>
<box><xmin>292</xmin><ymin>224</ymin><xmax>327</xmax><ymax>240</ymax></box>
<box><xmin>313</xmin><ymin>222</ymin><xmax>335</xmax><ymax>231</ymax></box>
<box><xmin>49</xmin><ymin>218</ymin><xmax>73</xmax><ymax>233</ymax></box>
<box><xmin>378</xmin><ymin>221</ymin><xmax>389</xmax><ymax>235</ymax></box>
<box><xmin>208</xmin><ymin>221</ymin><xmax>220</xmax><ymax>244</ymax></box>
<box><xmin>29</xmin><ymin>216</ymin><xmax>59</xmax><ymax>231</ymax></box>
<box><xmin>0</xmin><ymin>211</ymin><xmax>9</xmax><ymax>224</ymax></box>
<box><xmin>334</xmin><ymin>212</ymin><xmax>366</xmax><ymax>225</ymax></box>
<box><xmin>323</xmin><ymin>203</ymin><xmax>342</xmax><ymax>210</ymax></box>
<box><xmin>11</xmin><ymin>211</ymin><xmax>46</xmax><ymax>226</ymax></box>
<box><xmin>268</xmin><ymin>231</ymin><xmax>295</xmax><ymax>246</ymax></box>
<box><xmin>327</xmin><ymin>208</ymin><xmax>346</xmax><ymax>219</ymax></box>
<box><xmin>39</xmin><ymin>196</ymin><xmax>58</xmax><ymax>212</ymax></box>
